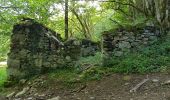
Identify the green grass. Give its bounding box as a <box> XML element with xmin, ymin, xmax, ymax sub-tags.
<box><xmin>46</xmin><ymin>66</ymin><xmax>109</xmax><ymax>88</ymax></box>
<box><xmin>0</xmin><ymin>66</ymin><xmax>7</xmax><ymax>88</ymax></box>
<box><xmin>106</xmin><ymin>36</ymin><xmax>170</xmax><ymax>73</ymax></box>
<box><xmin>46</xmin><ymin>37</ymin><xmax>170</xmax><ymax>86</ymax></box>
<box><xmin>48</xmin><ymin>68</ymin><xmax>79</xmax><ymax>83</ymax></box>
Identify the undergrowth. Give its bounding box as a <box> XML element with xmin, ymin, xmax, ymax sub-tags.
<box><xmin>45</xmin><ymin>37</ymin><xmax>170</xmax><ymax>87</ymax></box>
<box><xmin>106</xmin><ymin>36</ymin><xmax>170</xmax><ymax>73</ymax></box>
<box><xmin>0</xmin><ymin>66</ymin><xmax>7</xmax><ymax>89</ymax></box>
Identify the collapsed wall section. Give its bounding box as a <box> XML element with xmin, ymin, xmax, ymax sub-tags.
<box><xmin>102</xmin><ymin>26</ymin><xmax>160</xmax><ymax>66</ymax></box>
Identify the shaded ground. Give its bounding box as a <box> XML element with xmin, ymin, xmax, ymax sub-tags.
<box><xmin>2</xmin><ymin>73</ymin><xmax>170</xmax><ymax>100</ymax></box>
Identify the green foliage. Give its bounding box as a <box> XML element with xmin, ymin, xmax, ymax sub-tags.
<box><xmin>107</xmin><ymin>37</ymin><xmax>170</xmax><ymax>73</ymax></box>
<box><xmin>0</xmin><ymin>34</ymin><xmax>10</xmax><ymax>61</ymax></box>
<box><xmin>48</xmin><ymin>68</ymin><xmax>78</xmax><ymax>83</ymax></box>
<box><xmin>74</xmin><ymin>52</ymin><xmax>109</xmax><ymax>81</ymax></box>
<box><xmin>76</xmin><ymin>52</ymin><xmax>102</xmax><ymax>67</ymax></box>
<box><xmin>0</xmin><ymin>67</ymin><xmax>7</xmax><ymax>88</ymax></box>
<box><xmin>79</xmin><ymin>67</ymin><xmax>107</xmax><ymax>81</ymax></box>
<box><xmin>48</xmin><ymin>52</ymin><xmax>103</xmax><ymax>82</ymax></box>
<box><xmin>93</xmin><ymin>10</ymin><xmax>116</xmax><ymax>41</ymax></box>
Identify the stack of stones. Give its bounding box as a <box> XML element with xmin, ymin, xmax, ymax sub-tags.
<box><xmin>102</xmin><ymin>26</ymin><xmax>160</xmax><ymax>64</ymax></box>
<box><xmin>64</xmin><ymin>39</ymin><xmax>99</xmax><ymax>61</ymax></box>
<box><xmin>7</xmin><ymin>19</ymin><xmax>64</xmax><ymax>80</ymax></box>
<box><xmin>81</xmin><ymin>39</ymin><xmax>99</xmax><ymax>57</ymax></box>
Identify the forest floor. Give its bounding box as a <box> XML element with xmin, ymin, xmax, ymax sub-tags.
<box><xmin>1</xmin><ymin>72</ymin><xmax>170</xmax><ymax>100</ymax></box>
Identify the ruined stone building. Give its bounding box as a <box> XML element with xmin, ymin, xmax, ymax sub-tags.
<box><xmin>7</xmin><ymin>18</ymin><xmax>160</xmax><ymax>80</ymax></box>
<box><xmin>7</xmin><ymin>19</ymin><xmax>65</xmax><ymax>80</ymax></box>
<box><xmin>7</xmin><ymin>19</ymin><xmax>99</xmax><ymax>80</ymax></box>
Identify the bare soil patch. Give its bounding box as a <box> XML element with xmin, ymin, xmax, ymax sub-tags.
<box><xmin>3</xmin><ymin>73</ymin><xmax>170</xmax><ymax>100</ymax></box>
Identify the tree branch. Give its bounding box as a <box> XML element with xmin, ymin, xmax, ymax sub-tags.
<box><xmin>109</xmin><ymin>18</ymin><xmax>124</xmax><ymax>28</ymax></box>
<box><xmin>99</xmin><ymin>0</ymin><xmax>144</xmax><ymax>14</ymax></box>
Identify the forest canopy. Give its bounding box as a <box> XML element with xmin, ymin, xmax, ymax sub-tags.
<box><xmin>0</xmin><ymin>0</ymin><xmax>170</xmax><ymax>40</ymax></box>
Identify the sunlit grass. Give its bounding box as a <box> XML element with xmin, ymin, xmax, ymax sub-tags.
<box><xmin>0</xmin><ymin>66</ymin><xmax>7</xmax><ymax>87</ymax></box>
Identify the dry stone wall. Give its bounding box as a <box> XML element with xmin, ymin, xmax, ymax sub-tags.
<box><xmin>7</xmin><ymin>19</ymin><xmax>99</xmax><ymax>80</ymax></box>
<box><xmin>7</xmin><ymin>19</ymin><xmax>65</xmax><ymax>80</ymax></box>
<box><xmin>102</xmin><ymin>26</ymin><xmax>160</xmax><ymax>65</ymax></box>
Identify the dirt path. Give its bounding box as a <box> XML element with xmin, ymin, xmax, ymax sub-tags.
<box><xmin>0</xmin><ymin>61</ymin><xmax>7</xmax><ymax>67</ymax></box>
<box><xmin>5</xmin><ymin>73</ymin><xmax>170</xmax><ymax>100</ymax></box>
<box><xmin>59</xmin><ymin>74</ymin><xmax>170</xmax><ymax>100</ymax></box>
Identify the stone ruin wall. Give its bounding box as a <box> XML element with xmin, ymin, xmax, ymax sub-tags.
<box><xmin>102</xmin><ymin>26</ymin><xmax>160</xmax><ymax>64</ymax></box>
<box><xmin>7</xmin><ymin>19</ymin><xmax>161</xmax><ymax>80</ymax></box>
<box><xmin>102</xmin><ymin>26</ymin><xmax>160</xmax><ymax>65</ymax></box>
<box><xmin>7</xmin><ymin>20</ymin><xmax>64</xmax><ymax>80</ymax></box>
<box><xmin>7</xmin><ymin>19</ymin><xmax>99</xmax><ymax>80</ymax></box>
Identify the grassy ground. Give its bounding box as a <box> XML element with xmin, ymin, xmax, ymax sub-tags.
<box><xmin>0</xmin><ymin>66</ymin><xmax>7</xmax><ymax>88</ymax></box>
<box><xmin>104</xmin><ymin>36</ymin><xmax>170</xmax><ymax>74</ymax></box>
<box><xmin>46</xmin><ymin>36</ymin><xmax>170</xmax><ymax>86</ymax></box>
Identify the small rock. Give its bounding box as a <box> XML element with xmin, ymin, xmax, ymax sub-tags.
<box><xmin>122</xmin><ymin>36</ymin><xmax>129</xmax><ymax>40</ymax></box>
<box><xmin>27</xmin><ymin>97</ymin><xmax>33</xmax><ymax>100</ymax></box>
<box><xmin>163</xmin><ymin>80</ymin><xmax>170</xmax><ymax>85</ymax></box>
<box><xmin>143</xmin><ymin>38</ymin><xmax>149</xmax><ymax>41</ymax></box>
<box><xmin>19</xmin><ymin>79</ymin><xmax>27</xmax><ymax>84</ymax></box>
<box><xmin>152</xmin><ymin>79</ymin><xmax>159</xmax><ymax>83</ymax></box>
<box><xmin>14</xmin><ymin>98</ymin><xmax>21</xmax><ymax>100</ymax></box>
<box><xmin>143</xmin><ymin>41</ymin><xmax>148</xmax><ymax>45</ymax></box>
<box><xmin>114</xmin><ymin>51</ymin><xmax>123</xmax><ymax>57</ymax></box>
<box><xmin>47</xmin><ymin>96</ymin><xmax>60</xmax><ymax>100</ymax></box>
<box><xmin>15</xmin><ymin>87</ymin><xmax>30</xmax><ymax>97</ymax></box>
<box><xmin>84</xmin><ymin>91</ymin><xmax>88</xmax><ymax>94</ymax></box>
<box><xmin>149</xmin><ymin>36</ymin><xmax>157</xmax><ymax>40</ymax></box>
<box><xmin>65</xmin><ymin>56</ymin><xmax>71</xmax><ymax>61</ymax></box>
<box><xmin>38</xmin><ymin>94</ymin><xmax>46</xmax><ymax>97</ymax></box>
<box><xmin>118</xmin><ymin>41</ymin><xmax>131</xmax><ymax>49</ymax></box>
<box><xmin>6</xmin><ymin>92</ymin><xmax>15</xmax><ymax>98</ymax></box>
<box><xmin>89</xmin><ymin>97</ymin><xmax>95</xmax><ymax>100</ymax></box>
<box><xmin>76</xmin><ymin>97</ymin><xmax>81</xmax><ymax>100</ymax></box>
<box><xmin>124</xmin><ymin>83</ymin><xmax>130</xmax><ymax>86</ymax></box>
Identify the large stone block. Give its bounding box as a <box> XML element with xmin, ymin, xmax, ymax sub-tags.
<box><xmin>118</xmin><ymin>41</ymin><xmax>131</xmax><ymax>49</ymax></box>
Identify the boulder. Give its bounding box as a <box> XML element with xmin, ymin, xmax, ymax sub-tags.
<box><xmin>114</xmin><ymin>51</ymin><xmax>123</xmax><ymax>57</ymax></box>
<box><xmin>118</xmin><ymin>41</ymin><xmax>131</xmax><ymax>49</ymax></box>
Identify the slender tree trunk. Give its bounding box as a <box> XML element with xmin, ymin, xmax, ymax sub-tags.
<box><xmin>65</xmin><ymin>0</ymin><xmax>69</xmax><ymax>40</ymax></box>
<box><xmin>71</xmin><ymin>9</ymin><xmax>89</xmax><ymax>38</ymax></box>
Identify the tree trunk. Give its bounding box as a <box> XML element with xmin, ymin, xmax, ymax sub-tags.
<box><xmin>65</xmin><ymin>0</ymin><xmax>69</xmax><ymax>40</ymax></box>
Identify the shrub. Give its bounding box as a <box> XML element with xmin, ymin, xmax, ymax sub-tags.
<box><xmin>107</xmin><ymin>37</ymin><xmax>170</xmax><ymax>73</ymax></box>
